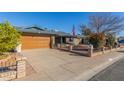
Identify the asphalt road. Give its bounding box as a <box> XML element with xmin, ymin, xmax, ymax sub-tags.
<box><xmin>89</xmin><ymin>57</ymin><xmax>124</xmax><ymax>81</ymax></box>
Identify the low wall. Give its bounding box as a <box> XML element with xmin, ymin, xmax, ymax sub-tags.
<box><xmin>57</xmin><ymin>44</ymin><xmax>121</xmax><ymax>57</ymax></box>
<box><xmin>57</xmin><ymin>44</ymin><xmax>92</xmax><ymax>57</ymax></box>
<box><xmin>16</xmin><ymin>53</ymin><xmax>26</xmax><ymax>79</ymax></box>
<box><xmin>92</xmin><ymin>47</ymin><xmax>120</xmax><ymax>57</ymax></box>
<box><xmin>0</xmin><ymin>53</ymin><xmax>26</xmax><ymax>81</ymax></box>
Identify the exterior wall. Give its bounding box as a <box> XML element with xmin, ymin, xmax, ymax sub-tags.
<box><xmin>55</xmin><ymin>36</ymin><xmax>66</xmax><ymax>45</ymax></box>
<box><xmin>66</xmin><ymin>37</ymin><xmax>73</xmax><ymax>43</ymax></box>
<box><xmin>21</xmin><ymin>33</ymin><xmax>80</xmax><ymax>50</ymax></box>
<box><xmin>66</xmin><ymin>38</ymin><xmax>70</xmax><ymax>43</ymax></box>
<box><xmin>21</xmin><ymin>33</ymin><xmax>51</xmax><ymax>50</ymax></box>
<box><xmin>73</xmin><ymin>38</ymin><xmax>81</xmax><ymax>45</ymax></box>
<box><xmin>58</xmin><ymin>37</ymin><xmax>81</xmax><ymax>45</ymax></box>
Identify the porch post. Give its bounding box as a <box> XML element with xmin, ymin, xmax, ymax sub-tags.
<box><xmin>51</xmin><ymin>36</ymin><xmax>55</xmax><ymax>48</ymax></box>
<box><xmin>83</xmin><ymin>37</ymin><xmax>85</xmax><ymax>44</ymax></box>
<box><xmin>88</xmin><ymin>44</ymin><xmax>93</xmax><ymax>57</ymax></box>
<box><xmin>60</xmin><ymin>36</ymin><xmax>63</xmax><ymax>44</ymax></box>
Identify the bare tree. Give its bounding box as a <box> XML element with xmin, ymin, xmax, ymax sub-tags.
<box><xmin>80</xmin><ymin>13</ymin><xmax>124</xmax><ymax>48</ymax></box>
<box><xmin>88</xmin><ymin>13</ymin><xmax>124</xmax><ymax>34</ymax></box>
<box><xmin>80</xmin><ymin>25</ymin><xmax>91</xmax><ymax>36</ymax></box>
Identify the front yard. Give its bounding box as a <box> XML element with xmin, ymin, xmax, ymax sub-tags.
<box><xmin>15</xmin><ymin>48</ymin><xmax>124</xmax><ymax>81</ymax></box>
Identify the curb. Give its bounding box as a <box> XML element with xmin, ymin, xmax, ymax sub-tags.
<box><xmin>71</xmin><ymin>54</ymin><xmax>124</xmax><ymax>81</ymax></box>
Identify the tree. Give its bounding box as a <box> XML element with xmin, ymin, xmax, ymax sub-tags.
<box><xmin>80</xmin><ymin>13</ymin><xmax>124</xmax><ymax>48</ymax></box>
<box><xmin>80</xmin><ymin>25</ymin><xmax>91</xmax><ymax>36</ymax></box>
<box><xmin>80</xmin><ymin>25</ymin><xmax>91</xmax><ymax>44</ymax></box>
<box><xmin>89</xmin><ymin>13</ymin><xmax>124</xmax><ymax>33</ymax></box>
<box><xmin>0</xmin><ymin>21</ymin><xmax>21</xmax><ymax>55</ymax></box>
<box><xmin>80</xmin><ymin>24</ymin><xmax>105</xmax><ymax>48</ymax></box>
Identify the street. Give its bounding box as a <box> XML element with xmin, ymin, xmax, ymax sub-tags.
<box><xmin>89</xmin><ymin>57</ymin><xmax>124</xmax><ymax>81</ymax></box>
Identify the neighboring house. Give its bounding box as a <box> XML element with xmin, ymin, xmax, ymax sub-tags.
<box><xmin>15</xmin><ymin>26</ymin><xmax>78</xmax><ymax>50</ymax></box>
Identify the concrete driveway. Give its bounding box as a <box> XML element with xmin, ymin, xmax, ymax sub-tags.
<box><xmin>15</xmin><ymin>48</ymin><xmax>124</xmax><ymax>81</ymax></box>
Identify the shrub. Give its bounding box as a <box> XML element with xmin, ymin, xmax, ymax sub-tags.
<box><xmin>88</xmin><ymin>33</ymin><xmax>105</xmax><ymax>49</ymax></box>
<box><xmin>106</xmin><ymin>33</ymin><xmax>116</xmax><ymax>47</ymax></box>
<box><xmin>0</xmin><ymin>21</ymin><xmax>20</xmax><ymax>55</ymax></box>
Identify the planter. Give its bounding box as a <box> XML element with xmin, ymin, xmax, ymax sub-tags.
<box><xmin>0</xmin><ymin>53</ymin><xmax>16</xmax><ymax>67</ymax></box>
<box><xmin>0</xmin><ymin>53</ymin><xmax>17</xmax><ymax>80</ymax></box>
<box><xmin>0</xmin><ymin>53</ymin><xmax>26</xmax><ymax>80</ymax></box>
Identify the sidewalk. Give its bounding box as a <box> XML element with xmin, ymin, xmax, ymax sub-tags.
<box><xmin>15</xmin><ymin>48</ymin><xmax>124</xmax><ymax>81</ymax></box>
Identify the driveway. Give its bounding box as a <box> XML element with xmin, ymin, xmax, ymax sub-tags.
<box><xmin>15</xmin><ymin>48</ymin><xmax>124</xmax><ymax>81</ymax></box>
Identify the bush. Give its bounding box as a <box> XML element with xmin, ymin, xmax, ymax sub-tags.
<box><xmin>88</xmin><ymin>33</ymin><xmax>105</xmax><ymax>49</ymax></box>
<box><xmin>106</xmin><ymin>33</ymin><xmax>116</xmax><ymax>47</ymax></box>
<box><xmin>0</xmin><ymin>21</ymin><xmax>20</xmax><ymax>55</ymax></box>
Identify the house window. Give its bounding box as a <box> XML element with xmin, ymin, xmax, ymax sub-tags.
<box><xmin>69</xmin><ymin>38</ymin><xmax>73</xmax><ymax>42</ymax></box>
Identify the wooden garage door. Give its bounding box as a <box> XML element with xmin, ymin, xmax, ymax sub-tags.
<box><xmin>21</xmin><ymin>35</ymin><xmax>50</xmax><ymax>50</ymax></box>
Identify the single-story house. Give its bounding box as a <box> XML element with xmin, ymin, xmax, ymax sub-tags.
<box><xmin>15</xmin><ymin>26</ymin><xmax>80</xmax><ymax>50</ymax></box>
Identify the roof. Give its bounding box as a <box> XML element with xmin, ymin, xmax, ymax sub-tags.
<box><xmin>15</xmin><ymin>26</ymin><xmax>73</xmax><ymax>37</ymax></box>
<box><xmin>76</xmin><ymin>34</ymin><xmax>85</xmax><ymax>38</ymax></box>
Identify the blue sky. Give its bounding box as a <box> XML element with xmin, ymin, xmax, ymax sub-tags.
<box><xmin>0</xmin><ymin>12</ymin><xmax>124</xmax><ymax>36</ymax></box>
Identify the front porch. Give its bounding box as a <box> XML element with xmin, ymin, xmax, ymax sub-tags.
<box><xmin>51</xmin><ymin>35</ymin><xmax>76</xmax><ymax>48</ymax></box>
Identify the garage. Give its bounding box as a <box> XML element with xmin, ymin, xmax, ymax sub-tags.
<box><xmin>16</xmin><ymin>26</ymin><xmax>74</xmax><ymax>50</ymax></box>
<box><xmin>21</xmin><ymin>34</ymin><xmax>51</xmax><ymax>50</ymax></box>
